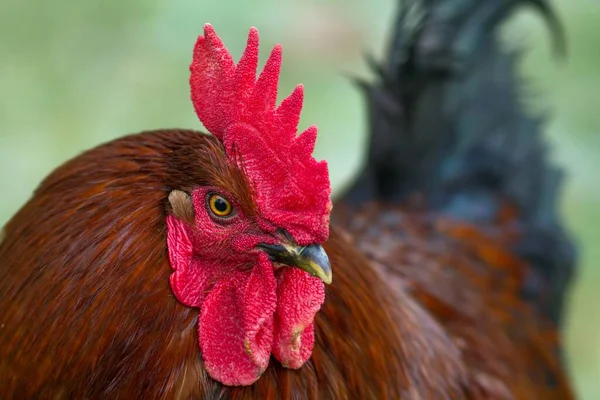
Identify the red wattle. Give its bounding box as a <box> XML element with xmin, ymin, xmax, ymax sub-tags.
<box><xmin>198</xmin><ymin>254</ymin><xmax>277</xmax><ymax>386</ymax></box>
<box><xmin>272</xmin><ymin>267</ymin><xmax>325</xmax><ymax>368</ymax></box>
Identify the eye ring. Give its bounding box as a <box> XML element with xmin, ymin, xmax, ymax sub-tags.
<box><xmin>207</xmin><ymin>192</ymin><xmax>235</xmax><ymax>220</ymax></box>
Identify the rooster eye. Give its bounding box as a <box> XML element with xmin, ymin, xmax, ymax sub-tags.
<box><xmin>207</xmin><ymin>193</ymin><xmax>234</xmax><ymax>219</ymax></box>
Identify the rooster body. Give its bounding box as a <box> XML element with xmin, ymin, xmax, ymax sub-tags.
<box><xmin>0</xmin><ymin>0</ymin><xmax>576</xmax><ymax>398</ymax></box>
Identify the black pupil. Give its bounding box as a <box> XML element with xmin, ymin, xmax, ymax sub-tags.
<box><xmin>214</xmin><ymin>197</ymin><xmax>228</xmax><ymax>213</ymax></box>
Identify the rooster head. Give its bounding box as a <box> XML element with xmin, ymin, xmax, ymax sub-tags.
<box><xmin>165</xmin><ymin>24</ymin><xmax>332</xmax><ymax>386</ymax></box>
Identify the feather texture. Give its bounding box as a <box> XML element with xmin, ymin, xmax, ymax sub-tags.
<box><xmin>0</xmin><ymin>0</ymin><xmax>576</xmax><ymax>397</ymax></box>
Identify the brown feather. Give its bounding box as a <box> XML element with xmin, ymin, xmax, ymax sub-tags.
<box><xmin>0</xmin><ymin>130</ymin><xmax>573</xmax><ymax>399</ymax></box>
<box><xmin>332</xmin><ymin>203</ymin><xmax>574</xmax><ymax>399</ymax></box>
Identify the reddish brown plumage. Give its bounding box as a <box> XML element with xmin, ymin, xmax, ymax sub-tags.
<box><xmin>0</xmin><ymin>129</ymin><xmax>573</xmax><ymax>398</ymax></box>
<box><xmin>0</xmin><ymin>2</ymin><xmax>577</xmax><ymax>396</ymax></box>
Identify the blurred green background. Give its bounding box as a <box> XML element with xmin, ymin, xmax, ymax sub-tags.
<box><xmin>0</xmin><ymin>0</ymin><xmax>598</xmax><ymax>397</ymax></box>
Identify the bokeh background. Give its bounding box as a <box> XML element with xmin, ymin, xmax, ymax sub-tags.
<box><xmin>0</xmin><ymin>0</ymin><xmax>598</xmax><ymax>397</ymax></box>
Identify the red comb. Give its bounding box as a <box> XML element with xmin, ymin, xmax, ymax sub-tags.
<box><xmin>190</xmin><ymin>24</ymin><xmax>331</xmax><ymax>244</ymax></box>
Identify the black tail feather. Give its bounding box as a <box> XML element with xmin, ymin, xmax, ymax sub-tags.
<box><xmin>340</xmin><ymin>0</ymin><xmax>576</xmax><ymax>325</ymax></box>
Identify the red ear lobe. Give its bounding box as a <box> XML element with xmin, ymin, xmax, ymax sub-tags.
<box><xmin>166</xmin><ymin>215</ymin><xmax>192</xmax><ymax>271</ymax></box>
<box><xmin>166</xmin><ymin>215</ymin><xmax>208</xmax><ymax>308</ymax></box>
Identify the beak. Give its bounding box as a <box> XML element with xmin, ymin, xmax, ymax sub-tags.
<box><xmin>257</xmin><ymin>243</ymin><xmax>332</xmax><ymax>284</ymax></box>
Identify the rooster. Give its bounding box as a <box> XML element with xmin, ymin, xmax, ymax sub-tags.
<box><xmin>0</xmin><ymin>0</ymin><xmax>576</xmax><ymax>398</ymax></box>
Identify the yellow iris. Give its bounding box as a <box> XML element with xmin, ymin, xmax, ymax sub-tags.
<box><xmin>208</xmin><ymin>193</ymin><xmax>233</xmax><ymax>218</ymax></box>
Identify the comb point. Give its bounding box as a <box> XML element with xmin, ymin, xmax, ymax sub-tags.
<box><xmin>277</xmin><ymin>84</ymin><xmax>305</xmax><ymax>140</ymax></box>
<box><xmin>203</xmin><ymin>23</ymin><xmax>215</xmax><ymax>35</ymax></box>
